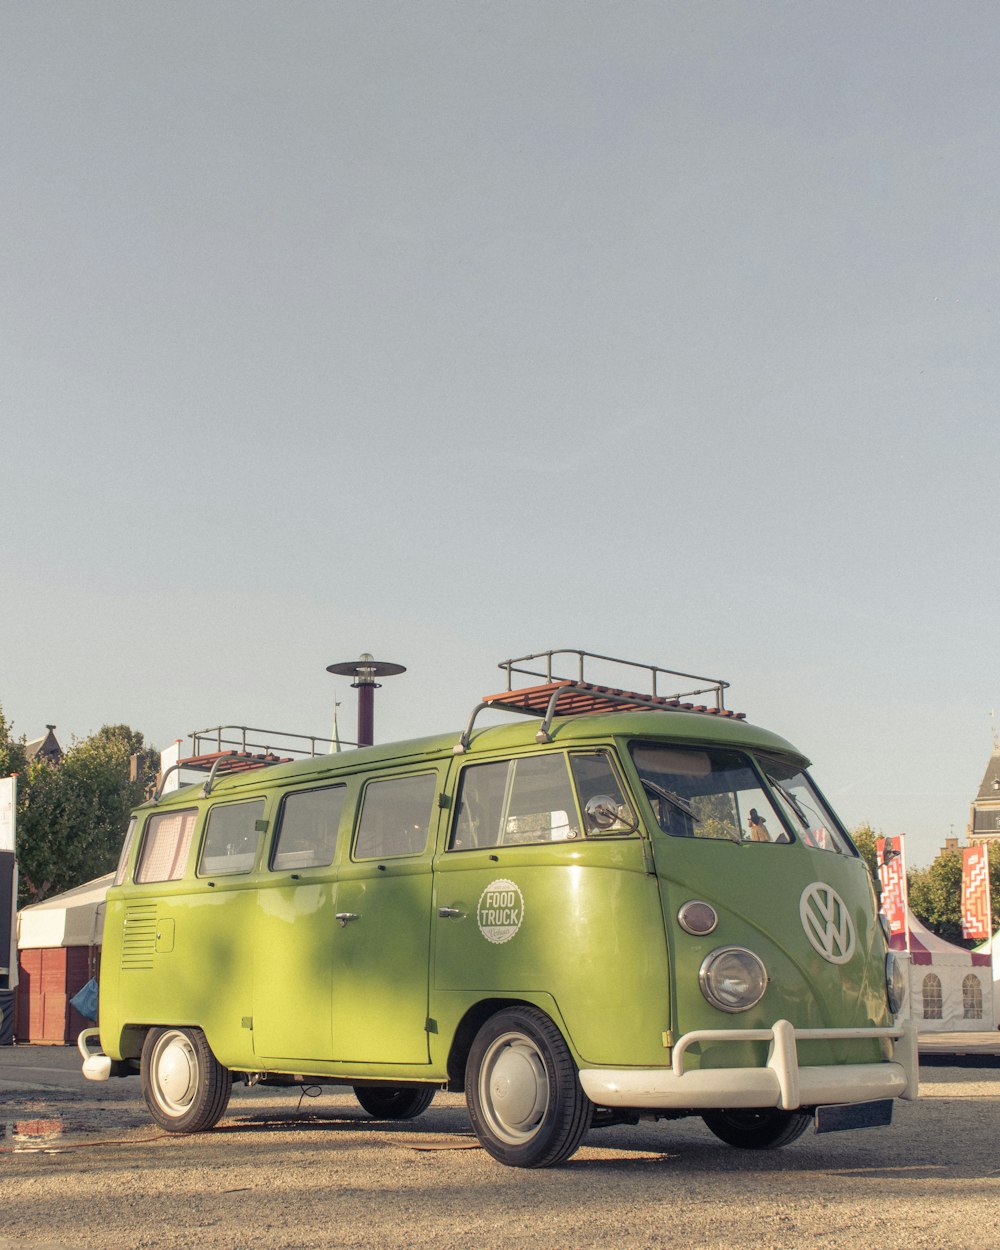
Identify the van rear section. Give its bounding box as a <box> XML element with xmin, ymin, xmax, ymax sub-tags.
<box><xmin>82</xmin><ymin>649</ymin><xmax>915</xmax><ymax>1167</ymax></box>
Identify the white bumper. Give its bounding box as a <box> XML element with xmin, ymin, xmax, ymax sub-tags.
<box><xmin>579</xmin><ymin>1019</ymin><xmax>918</xmax><ymax>1111</ymax></box>
<box><xmin>78</xmin><ymin>1027</ymin><xmax>112</xmax><ymax>1081</ymax></box>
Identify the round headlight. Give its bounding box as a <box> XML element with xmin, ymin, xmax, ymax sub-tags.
<box><xmin>699</xmin><ymin>946</ymin><xmax>768</xmax><ymax>1013</ymax></box>
<box><xmin>886</xmin><ymin>951</ymin><xmax>906</xmax><ymax>1015</ymax></box>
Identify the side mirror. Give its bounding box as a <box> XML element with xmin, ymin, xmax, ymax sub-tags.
<box><xmin>584</xmin><ymin>795</ymin><xmax>637</xmax><ymax>834</ymax></box>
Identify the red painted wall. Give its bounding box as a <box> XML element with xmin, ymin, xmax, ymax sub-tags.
<box><xmin>15</xmin><ymin>946</ymin><xmax>100</xmax><ymax>1043</ymax></box>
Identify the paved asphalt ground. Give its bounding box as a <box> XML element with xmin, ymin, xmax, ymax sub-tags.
<box><xmin>1</xmin><ymin>1043</ymin><xmax>121</xmax><ymax>1092</ymax></box>
<box><xmin>3</xmin><ymin>1042</ymin><xmax>1000</xmax><ymax>1250</ymax></box>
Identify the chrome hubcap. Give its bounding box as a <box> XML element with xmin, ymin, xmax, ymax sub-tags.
<box><xmin>479</xmin><ymin>1032</ymin><xmax>549</xmax><ymax>1145</ymax></box>
<box><xmin>152</xmin><ymin>1032</ymin><xmax>197</xmax><ymax>1115</ymax></box>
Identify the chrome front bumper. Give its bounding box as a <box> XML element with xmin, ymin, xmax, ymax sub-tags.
<box><xmin>579</xmin><ymin>1019</ymin><xmax>918</xmax><ymax>1110</ymax></box>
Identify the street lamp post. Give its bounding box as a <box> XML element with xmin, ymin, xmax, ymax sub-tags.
<box><xmin>326</xmin><ymin>653</ymin><xmax>406</xmax><ymax>748</ymax></box>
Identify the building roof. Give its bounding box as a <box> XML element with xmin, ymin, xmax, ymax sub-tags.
<box><xmin>25</xmin><ymin>725</ymin><xmax>62</xmax><ymax>764</ymax></box>
<box><xmin>975</xmin><ymin>747</ymin><xmax>1000</xmax><ymax>803</ymax></box>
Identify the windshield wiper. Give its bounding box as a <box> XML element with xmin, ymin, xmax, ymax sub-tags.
<box><xmin>640</xmin><ymin>778</ymin><xmax>702</xmax><ymax>824</ymax></box>
<box><xmin>641</xmin><ymin>779</ymin><xmax>743</xmax><ymax>843</ymax></box>
<box><xmin>769</xmin><ymin>778</ymin><xmax>811</xmax><ymax>830</ymax></box>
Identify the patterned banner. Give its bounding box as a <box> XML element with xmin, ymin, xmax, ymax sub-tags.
<box><xmin>877</xmin><ymin>834</ymin><xmax>909</xmax><ymax>939</ymax></box>
<box><xmin>962</xmin><ymin>845</ymin><xmax>992</xmax><ymax>941</ymax></box>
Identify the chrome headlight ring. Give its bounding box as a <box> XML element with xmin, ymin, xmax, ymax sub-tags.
<box><xmin>698</xmin><ymin>946</ymin><xmax>768</xmax><ymax>1014</ymax></box>
<box><xmin>886</xmin><ymin>950</ymin><xmax>907</xmax><ymax>1015</ymax></box>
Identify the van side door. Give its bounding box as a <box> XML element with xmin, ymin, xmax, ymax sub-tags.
<box><xmin>329</xmin><ymin>767</ymin><xmax>444</xmax><ymax>1064</ymax></box>
<box><xmin>253</xmin><ymin>783</ymin><xmax>347</xmax><ymax>1061</ymax></box>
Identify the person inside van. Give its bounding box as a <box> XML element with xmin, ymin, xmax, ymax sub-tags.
<box><xmin>746</xmin><ymin>808</ymin><xmax>771</xmax><ymax>841</ymax></box>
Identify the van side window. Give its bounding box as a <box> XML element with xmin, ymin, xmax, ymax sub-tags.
<box><xmin>135</xmin><ymin>809</ymin><xmax>198</xmax><ymax>883</ymax></box>
<box><xmin>114</xmin><ymin>816</ymin><xmax>139</xmax><ymax>885</ymax></box>
<box><xmin>570</xmin><ymin>751</ymin><xmax>635</xmax><ymax>835</ymax></box>
<box><xmin>272</xmin><ymin>785</ymin><xmax>346</xmax><ymax>871</ymax></box>
<box><xmin>450</xmin><ymin>754</ymin><xmax>580</xmax><ymax>850</ymax></box>
<box><xmin>198</xmin><ymin>800</ymin><xmax>265</xmax><ymax>876</ymax></box>
<box><xmin>354</xmin><ymin>774</ymin><xmax>436</xmax><ymax>860</ymax></box>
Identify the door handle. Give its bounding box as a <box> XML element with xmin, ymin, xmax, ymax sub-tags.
<box><xmin>335</xmin><ymin>912</ymin><xmax>360</xmax><ymax>927</ymax></box>
<box><xmin>437</xmin><ymin>907</ymin><xmax>463</xmax><ymax>919</ymax></box>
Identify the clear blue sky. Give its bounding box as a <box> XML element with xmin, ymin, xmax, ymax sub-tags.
<box><xmin>3</xmin><ymin>2</ymin><xmax>998</xmax><ymax>866</ymax></box>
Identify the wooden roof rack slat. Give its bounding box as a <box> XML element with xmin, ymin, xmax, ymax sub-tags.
<box><xmin>455</xmin><ymin>650</ymin><xmax>745</xmax><ymax>753</ymax></box>
<box><xmin>153</xmin><ymin>749</ymin><xmax>296</xmax><ymax>802</ymax></box>
<box><xmin>152</xmin><ymin>724</ymin><xmax>346</xmax><ymax>804</ymax></box>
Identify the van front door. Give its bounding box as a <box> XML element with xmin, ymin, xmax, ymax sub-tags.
<box><xmin>329</xmin><ymin>770</ymin><xmax>440</xmax><ymax>1065</ymax></box>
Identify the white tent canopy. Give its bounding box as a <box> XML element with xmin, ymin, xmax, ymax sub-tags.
<box><xmin>894</xmin><ymin>910</ymin><xmax>995</xmax><ymax>1031</ymax></box>
<box><xmin>974</xmin><ymin>928</ymin><xmax>1000</xmax><ymax>1025</ymax></box>
<box><xmin>17</xmin><ymin>873</ymin><xmax>113</xmax><ymax>950</ymax></box>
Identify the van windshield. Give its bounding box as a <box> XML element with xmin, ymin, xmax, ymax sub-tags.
<box><xmin>757</xmin><ymin>757</ymin><xmax>856</xmax><ymax>855</ymax></box>
<box><xmin>629</xmin><ymin>744</ymin><xmax>790</xmax><ymax>844</ymax></box>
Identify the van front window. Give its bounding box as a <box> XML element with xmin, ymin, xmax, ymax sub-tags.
<box><xmin>629</xmin><ymin>744</ymin><xmax>790</xmax><ymax>844</ymax></box>
<box><xmin>757</xmin><ymin>758</ymin><xmax>855</xmax><ymax>855</ymax></box>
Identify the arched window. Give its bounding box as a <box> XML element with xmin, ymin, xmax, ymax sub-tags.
<box><xmin>922</xmin><ymin>973</ymin><xmax>943</xmax><ymax>1020</ymax></box>
<box><xmin>963</xmin><ymin>974</ymin><xmax>984</xmax><ymax>1020</ymax></box>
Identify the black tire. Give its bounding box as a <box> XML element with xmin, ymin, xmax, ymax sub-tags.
<box><xmin>353</xmin><ymin>1085</ymin><xmax>436</xmax><ymax>1120</ymax></box>
<box><xmin>465</xmin><ymin>1006</ymin><xmax>592</xmax><ymax>1168</ymax></box>
<box><xmin>702</xmin><ymin>1107</ymin><xmax>812</xmax><ymax>1149</ymax></box>
<box><xmin>141</xmin><ymin>1026</ymin><xmax>232</xmax><ymax>1133</ymax></box>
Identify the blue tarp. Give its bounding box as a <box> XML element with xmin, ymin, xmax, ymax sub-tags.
<box><xmin>69</xmin><ymin>977</ymin><xmax>99</xmax><ymax>1022</ymax></box>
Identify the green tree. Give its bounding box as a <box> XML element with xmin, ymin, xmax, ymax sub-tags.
<box><xmin>850</xmin><ymin>823</ymin><xmax>880</xmax><ymax>890</ymax></box>
<box><xmin>0</xmin><ymin>705</ymin><xmax>28</xmax><ymax>779</ymax></box>
<box><xmin>15</xmin><ymin>724</ymin><xmax>158</xmax><ymax>907</ymax></box>
<box><xmin>908</xmin><ymin>843</ymin><xmax>1000</xmax><ymax>948</ymax></box>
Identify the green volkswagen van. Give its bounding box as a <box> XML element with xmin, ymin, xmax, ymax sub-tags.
<box><xmin>81</xmin><ymin>650</ymin><xmax>915</xmax><ymax>1168</ymax></box>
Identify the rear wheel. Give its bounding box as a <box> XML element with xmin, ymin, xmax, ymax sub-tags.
<box><xmin>141</xmin><ymin>1027</ymin><xmax>231</xmax><ymax>1133</ymax></box>
<box><xmin>702</xmin><ymin>1107</ymin><xmax>811</xmax><ymax>1149</ymax></box>
<box><xmin>466</xmin><ymin>1006</ymin><xmax>592</xmax><ymax>1168</ymax></box>
<box><xmin>353</xmin><ymin>1086</ymin><xmax>435</xmax><ymax>1120</ymax></box>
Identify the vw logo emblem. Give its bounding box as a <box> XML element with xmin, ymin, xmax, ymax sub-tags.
<box><xmin>800</xmin><ymin>882</ymin><xmax>855</xmax><ymax>965</ymax></box>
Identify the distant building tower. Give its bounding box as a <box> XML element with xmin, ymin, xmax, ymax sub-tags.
<box><xmin>25</xmin><ymin>725</ymin><xmax>62</xmax><ymax>766</ymax></box>
<box><xmin>968</xmin><ymin>733</ymin><xmax>1000</xmax><ymax>846</ymax></box>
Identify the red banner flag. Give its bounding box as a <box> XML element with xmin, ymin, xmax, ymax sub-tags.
<box><xmin>961</xmin><ymin>845</ymin><xmax>992</xmax><ymax>941</ymax></box>
<box><xmin>877</xmin><ymin>834</ymin><xmax>909</xmax><ymax>942</ymax></box>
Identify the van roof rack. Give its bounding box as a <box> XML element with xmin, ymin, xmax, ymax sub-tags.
<box><xmin>188</xmin><ymin>725</ymin><xmax>341</xmax><ymax>758</ymax></box>
<box><xmin>152</xmin><ymin>724</ymin><xmax>341</xmax><ymax>802</ymax></box>
<box><xmin>153</xmin><ymin>750</ymin><xmax>296</xmax><ymax>802</ymax></box>
<box><xmin>456</xmin><ymin>649</ymin><xmax>744</xmax><ymax>753</ymax></box>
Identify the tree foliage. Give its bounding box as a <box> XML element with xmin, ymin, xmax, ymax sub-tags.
<box><xmin>0</xmin><ymin>709</ymin><xmax>158</xmax><ymax>907</ymax></box>
<box><xmin>850</xmin><ymin>823</ymin><xmax>880</xmax><ymax>888</ymax></box>
<box><xmin>848</xmin><ymin>824</ymin><xmax>1000</xmax><ymax>947</ymax></box>
<box><xmin>907</xmin><ymin>843</ymin><xmax>1000</xmax><ymax>948</ymax></box>
<box><xmin>0</xmin><ymin>706</ymin><xmax>27</xmax><ymax>779</ymax></box>
<box><xmin>849</xmin><ymin>816</ymin><xmax>1000</xmax><ymax>947</ymax></box>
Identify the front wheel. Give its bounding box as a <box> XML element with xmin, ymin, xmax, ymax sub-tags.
<box><xmin>353</xmin><ymin>1086</ymin><xmax>435</xmax><ymax>1120</ymax></box>
<box><xmin>702</xmin><ymin>1107</ymin><xmax>812</xmax><ymax>1149</ymax></box>
<box><xmin>141</xmin><ymin>1027</ymin><xmax>231</xmax><ymax>1133</ymax></box>
<box><xmin>466</xmin><ymin>1006</ymin><xmax>592</xmax><ymax>1168</ymax></box>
